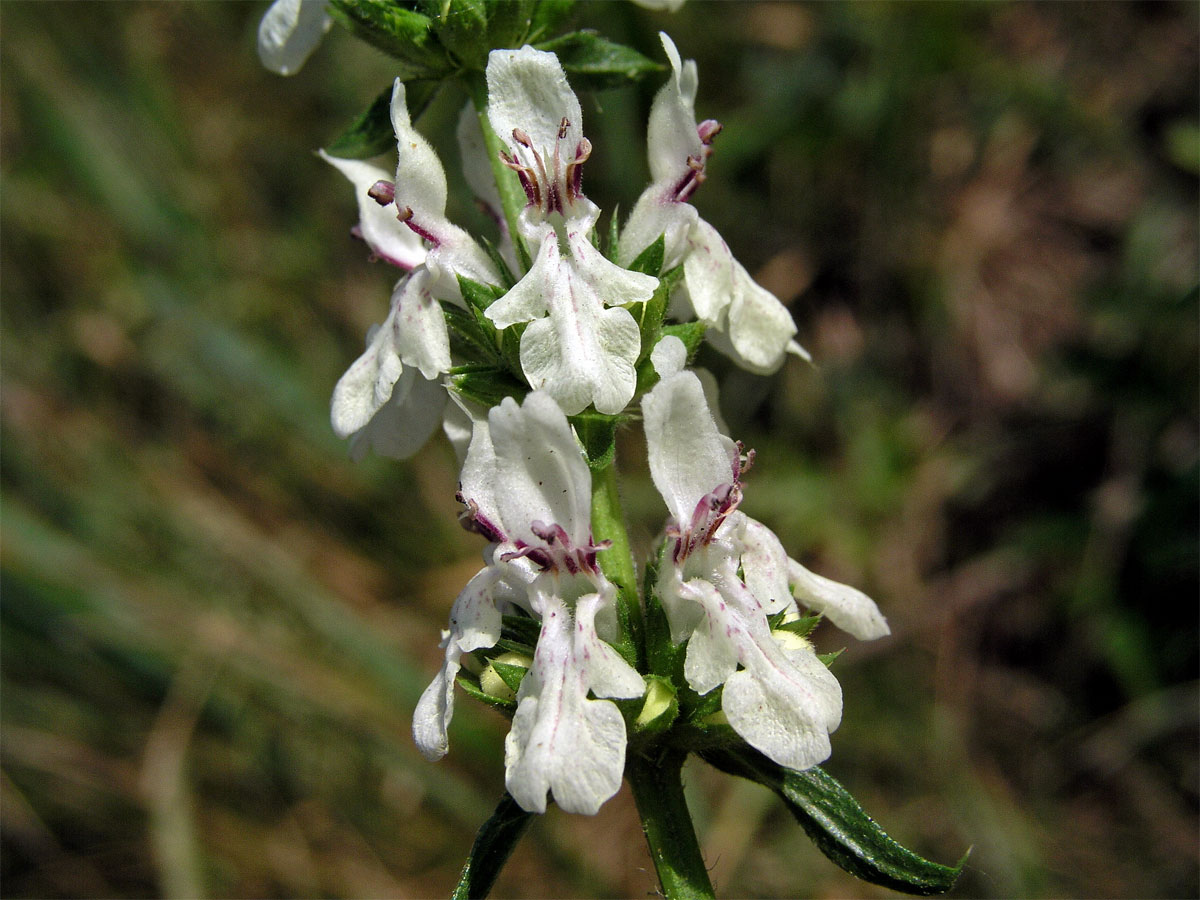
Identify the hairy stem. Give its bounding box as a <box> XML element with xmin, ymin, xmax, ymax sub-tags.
<box><xmin>590</xmin><ymin>458</ymin><xmax>643</xmax><ymax>664</ymax></box>
<box><xmin>627</xmin><ymin>750</ymin><xmax>715</xmax><ymax>900</ymax></box>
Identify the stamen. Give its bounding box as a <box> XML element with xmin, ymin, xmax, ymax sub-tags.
<box><xmin>557</xmin><ymin>117</ymin><xmax>569</xmax><ymax>140</ymax></box>
<box><xmin>698</xmin><ymin>118</ymin><xmax>723</xmax><ymax>145</ymax></box>
<box><xmin>368</xmin><ymin>180</ymin><xmax>396</xmax><ymax>205</ymax></box>
<box><xmin>512</xmin><ymin>127</ymin><xmax>533</xmax><ymax>149</ymax></box>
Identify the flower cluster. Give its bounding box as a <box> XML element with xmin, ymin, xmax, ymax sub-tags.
<box><xmin>301</xmin><ymin>27</ymin><xmax>889</xmax><ymax>816</ymax></box>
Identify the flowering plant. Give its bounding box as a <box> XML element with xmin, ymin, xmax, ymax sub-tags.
<box><xmin>260</xmin><ymin>2</ymin><xmax>964</xmax><ymax>896</ymax></box>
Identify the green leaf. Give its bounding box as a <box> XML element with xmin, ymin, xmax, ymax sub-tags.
<box><xmin>772</xmin><ymin>613</ymin><xmax>823</xmax><ymax>638</ymax></box>
<box><xmin>480</xmin><ymin>237</ymin><xmax>518</xmax><ymax>289</ymax></box>
<box><xmin>605</xmin><ymin>204</ymin><xmax>621</xmax><ymax>262</ymax></box>
<box><xmin>452</xmin><ymin>793</ymin><xmax>535</xmax><ymax>900</ymax></box>
<box><xmin>490</xmin><ymin>637</ymin><xmax>535</xmax><ymax>657</ymax></box>
<box><xmin>324</xmin><ymin>81</ymin><xmax>440</xmax><ymax>159</ymax></box>
<box><xmin>445</xmin><ymin>305</ymin><xmax>500</xmax><ymax>365</ymax></box>
<box><xmin>818</xmin><ymin>648</ymin><xmax>844</xmax><ymax>667</ymax></box>
<box><xmin>457</xmin><ymin>274</ymin><xmax>507</xmax><ymax>313</ymax></box>
<box><xmin>525</xmin><ymin>0</ymin><xmax>574</xmax><ymax>43</ymax></box>
<box><xmin>501</xmin><ymin>613</ymin><xmax>541</xmax><ymax>647</ymax></box>
<box><xmin>534</xmin><ymin>30</ymin><xmax>663</xmax><ymax>91</ymax></box>
<box><xmin>661</xmin><ymin>320</ymin><xmax>706</xmax><ymax>358</ymax></box>
<box><xmin>490</xmin><ymin>660</ymin><xmax>529</xmax><ymax>695</ymax></box>
<box><xmin>628</xmin><ymin>232</ymin><xmax>664</xmax><ymax>277</ymax></box>
<box><xmin>327</xmin><ymin>0</ymin><xmax>450</xmax><ymax>78</ymax></box>
<box><xmin>570</xmin><ymin>411</ymin><xmax>620</xmax><ymax>470</ymax></box>
<box><xmin>428</xmin><ymin>0</ymin><xmax>490</xmax><ymax>69</ymax></box>
<box><xmin>701</xmin><ymin>748</ymin><xmax>967</xmax><ymax>896</ymax></box>
<box><xmin>456</xmin><ymin>673</ymin><xmax>516</xmax><ymax>713</ymax></box>
<box><xmin>449</xmin><ymin>365</ymin><xmax>527</xmax><ymax>408</ymax></box>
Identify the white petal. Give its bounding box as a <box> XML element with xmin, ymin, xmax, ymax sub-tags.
<box><xmin>457</xmin><ymin>406</ymin><xmax>504</xmax><ymax>539</ymax></box>
<box><xmin>391</xmin><ymin>79</ymin><xmax>449</xmax><ymax>227</ymax></box>
<box><xmin>488</xmin><ymin>392</ymin><xmax>592</xmax><ymax>549</ymax></box>
<box><xmin>678</xmin><ymin>577</ymin><xmax>740</xmax><ymax>694</ymax></box>
<box><xmin>257</xmin><ymin>0</ymin><xmax>331</xmax><ymax>76</ymax></box>
<box><xmin>650</xmin><ymin>334</ymin><xmax>687</xmax><ymax>379</ymax></box>
<box><xmin>788</xmin><ymin>558</ymin><xmax>890</xmax><ymax>641</ymax></box>
<box><xmin>678</xmin><ymin>556</ymin><xmax>843</xmax><ymax>771</ymax></box>
<box><xmin>330</xmin><ymin>290</ymin><xmax>405</xmax><ymax>439</ymax></box>
<box><xmin>575</xmin><ymin>590</ymin><xmax>645</xmax><ymax>700</ymax></box>
<box><xmin>424</xmin><ymin>227</ymin><xmax>500</xmax><ymax>305</ymax></box>
<box><xmin>389</xmin><ymin>83</ymin><xmax>500</xmax><ymax>298</ymax></box>
<box><xmin>647</xmin><ymin>33</ymin><xmax>702</xmax><ymax>186</ymax></box>
<box><xmin>642</xmin><ymin>361</ymin><xmax>738</xmax><ymax>526</ymax></box>
<box><xmin>318</xmin><ymin>151</ymin><xmax>426</xmax><ymax>270</ymax></box>
<box><xmin>720</xmin><ymin>260</ymin><xmax>798</xmax><ymax>375</ymax></box>
<box><xmin>488</xmin><ymin>236</ymin><xmax>653</xmax><ymax>416</ymax></box>
<box><xmin>736</xmin><ymin>514</ymin><xmax>793</xmax><ymax>615</ymax></box>
<box><xmin>655</xmin><ymin>555</ymin><xmax>706</xmax><ymax>644</ymax></box>
<box><xmin>413</xmin><ymin>567</ymin><xmax>504</xmax><ymax>760</ymax></box>
<box><xmin>486</xmin><ymin>46</ymin><xmax>583</xmax><ymax>165</ymax></box>
<box><xmin>681</xmin><ymin>217</ymin><xmax>736</xmax><ymax>323</ymax></box>
<box><xmin>721</xmin><ymin>645</ymin><xmax>841</xmax><ymax>772</ymax></box>
<box><xmin>503</xmin><ymin>591</ymin><xmax>630</xmax><ymax>815</ymax></box>
<box><xmin>392</xmin><ymin>270</ymin><xmax>451</xmax><ymax>379</ymax></box>
<box><xmin>457</xmin><ymin>101</ymin><xmax>503</xmax><ymax>219</ymax></box>
<box><xmin>617</xmin><ymin>186</ymin><xmax>697</xmax><ymax>269</ymax></box>
<box><xmin>347</xmin><ymin>368</ymin><xmax>447</xmax><ymax>461</ymax></box>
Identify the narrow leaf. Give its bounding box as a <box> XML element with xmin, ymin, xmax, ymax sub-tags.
<box><xmin>456</xmin><ymin>673</ymin><xmax>516</xmax><ymax>713</ymax></box>
<box><xmin>701</xmin><ymin>748</ymin><xmax>966</xmax><ymax>896</ymax></box>
<box><xmin>449</xmin><ymin>366</ymin><xmax>528</xmax><ymax>408</ymax></box>
<box><xmin>628</xmin><ymin>233</ymin><xmax>665</xmax><ymax>277</ymax></box>
<box><xmin>534</xmin><ymin>30</ymin><xmax>663</xmax><ymax>90</ymax></box>
<box><xmin>490</xmin><ymin>660</ymin><xmax>529</xmax><ymax>695</ymax></box>
<box><xmin>452</xmin><ymin>793</ymin><xmax>536</xmax><ymax>900</ymax></box>
<box><xmin>327</xmin><ymin>0</ymin><xmax>450</xmax><ymax>77</ymax></box>
<box><xmin>570</xmin><ymin>411</ymin><xmax>619</xmax><ymax>470</ymax></box>
<box><xmin>501</xmin><ymin>613</ymin><xmax>541</xmax><ymax>647</ymax></box>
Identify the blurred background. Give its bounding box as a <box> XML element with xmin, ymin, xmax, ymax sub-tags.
<box><xmin>2</xmin><ymin>2</ymin><xmax>1197</xmax><ymax>897</ymax></box>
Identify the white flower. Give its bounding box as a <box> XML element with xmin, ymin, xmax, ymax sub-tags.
<box><xmin>620</xmin><ymin>34</ymin><xmax>810</xmax><ymax>375</ymax></box>
<box><xmin>327</xmin><ymin>80</ymin><xmax>505</xmax><ymax>461</ymax></box>
<box><xmin>642</xmin><ymin>337</ymin><xmax>887</xmax><ymax>770</ymax></box>
<box><xmin>413</xmin><ymin>392</ymin><xmax>644</xmax><ymax>814</ymax></box>
<box><xmin>318</xmin><ymin>152</ymin><xmax>427</xmax><ymax>270</ymax></box>
<box><xmin>329</xmin><ymin>268</ymin><xmax>449</xmax><ymax>461</ymax></box>
<box><xmin>257</xmin><ymin>0</ymin><xmax>331</xmax><ymax>76</ymax></box>
<box><xmin>483</xmin><ymin>47</ymin><xmax>659</xmax><ymax>416</ymax></box>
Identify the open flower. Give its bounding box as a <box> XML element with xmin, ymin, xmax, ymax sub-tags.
<box><xmin>620</xmin><ymin>34</ymin><xmax>810</xmax><ymax>375</ymax></box>
<box><xmin>327</xmin><ymin>80</ymin><xmax>503</xmax><ymax>460</ymax></box>
<box><xmin>413</xmin><ymin>392</ymin><xmax>644</xmax><ymax>814</ymax></box>
<box><xmin>642</xmin><ymin>337</ymin><xmax>887</xmax><ymax>770</ymax></box>
<box><xmin>257</xmin><ymin>0</ymin><xmax>331</xmax><ymax>76</ymax></box>
<box><xmin>483</xmin><ymin>47</ymin><xmax>659</xmax><ymax>415</ymax></box>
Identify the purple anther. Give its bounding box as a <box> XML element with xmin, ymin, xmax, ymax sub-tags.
<box><xmin>368</xmin><ymin>180</ymin><xmax>396</xmax><ymax>206</ymax></box>
<box><xmin>698</xmin><ymin>119</ymin><xmax>723</xmax><ymax>145</ymax></box>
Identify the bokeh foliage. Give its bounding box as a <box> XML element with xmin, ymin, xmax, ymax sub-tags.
<box><xmin>2</xmin><ymin>2</ymin><xmax>1196</xmax><ymax>897</ymax></box>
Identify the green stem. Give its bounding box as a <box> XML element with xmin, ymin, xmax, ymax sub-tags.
<box><xmin>627</xmin><ymin>750</ymin><xmax>715</xmax><ymax>899</ymax></box>
<box><xmin>466</xmin><ymin>74</ymin><xmax>532</xmax><ymax>271</ymax></box>
<box><xmin>590</xmin><ymin>458</ymin><xmax>642</xmax><ymax>663</ymax></box>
